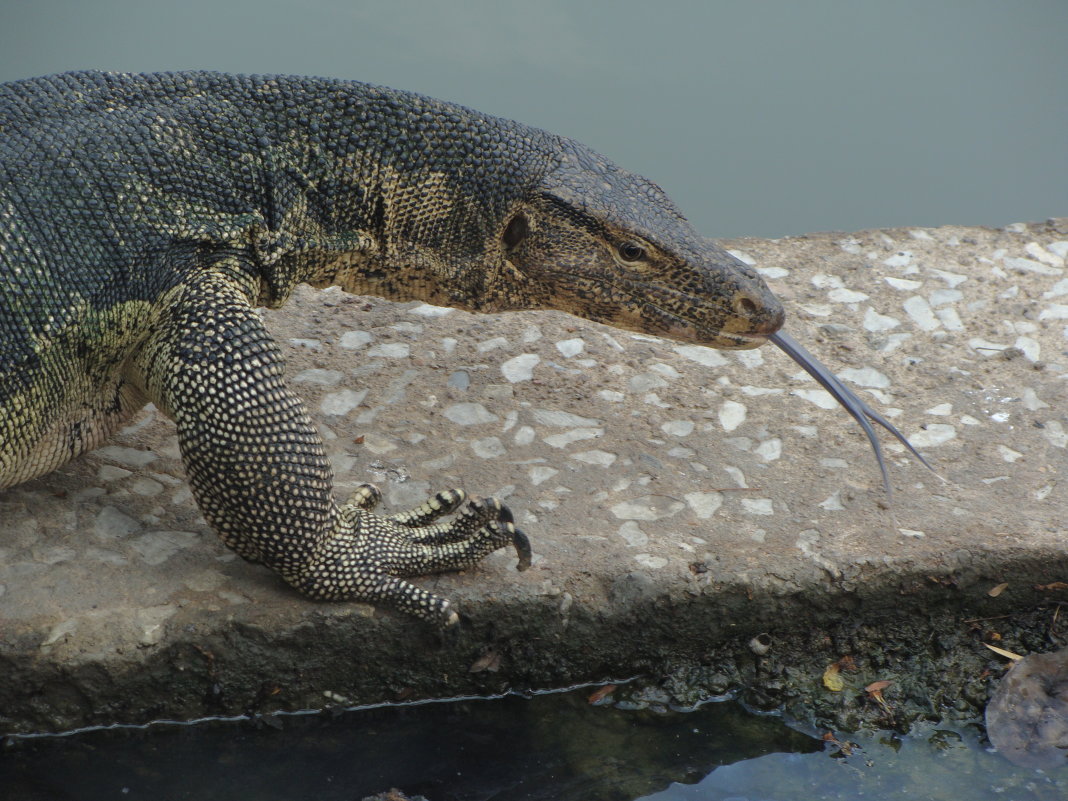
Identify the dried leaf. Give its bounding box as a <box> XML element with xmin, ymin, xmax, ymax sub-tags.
<box><xmin>1035</xmin><ymin>582</ymin><xmax>1068</xmax><ymax>591</ymax></box>
<box><xmin>982</xmin><ymin>643</ymin><xmax>1024</xmax><ymax>661</ymax></box>
<box><xmin>865</xmin><ymin>681</ymin><xmax>894</xmax><ymax>714</ymax></box>
<box><xmin>822</xmin><ymin>663</ymin><xmax>845</xmax><ymax>692</ymax></box>
<box><xmin>821</xmin><ymin>731</ymin><xmax>854</xmax><ymax>755</ymax></box>
<box><xmin>468</xmin><ymin>650</ymin><xmax>501</xmax><ymax>673</ymax></box>
<box><xmin>988</xmin><ymin>582</ymin><xmax>1009</xmax><ymax>597</ymax></box>
<box><xmin>587</xmin><ymin>684</ymin><xmax>617</xmax><ymax>704</ymax></box>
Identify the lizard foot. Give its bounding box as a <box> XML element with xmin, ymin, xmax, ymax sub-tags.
<box><xmin>295</xmin><ymin>484</ymin><xmax>531</xmax><ymax>626</ymax></box>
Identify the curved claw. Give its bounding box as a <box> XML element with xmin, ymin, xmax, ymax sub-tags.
<box><xmin>512</xmin><ymin>526</ymin><xmax>533</xmax><ymax>571</ymax></box>
<box><xmin>771</xmin><ymin>330</ymin><xmax>942</xmax><ymax>499</ymax></box>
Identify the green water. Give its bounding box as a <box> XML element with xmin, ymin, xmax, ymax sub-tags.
<box><xmin>2</xmin><ymin>687</ymin><xmax>1064</xmax><ymax>801</ymax></box>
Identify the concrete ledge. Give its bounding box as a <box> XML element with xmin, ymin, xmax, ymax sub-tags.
<box><xmin>2</xmin><ymin>219</ymin><xmax>1066</xmax><ymax>734</ymax></box>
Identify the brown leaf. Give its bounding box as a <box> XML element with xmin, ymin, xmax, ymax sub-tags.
<box><xmin>587</xmin><ymin>684</ymin><xmax>617</xmax><ymax>704</ymax></box>
<box><xmin>836</xmin><ymin>655</ymin><xmax>857</xmax><ymax>672</ymax></box>
<box><xmin>1035</xmin><ymin>582</ymin><xmax>1068</xmax><ymax>591</ymax></box>
<box><xmin>468</xmin><ymin>650</ymin><xmax>501</xmax><ymax>673</ymax></box>
<box><xmin>821</xmin><ymin>731</ymin><xmax>854</xmax><ymax>755</ymax></box>
<box><xmin>865</xmin><ymin>680</ymin><xmax>892</xmax><ymax>693</ymax></box>
<box><xmin>988</xmin><ymin>582</ymin><xmax>1009</xmax><ymax>597</ymax></box>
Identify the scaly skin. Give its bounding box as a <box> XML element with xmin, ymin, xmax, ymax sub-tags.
<box><xmin>0</xmin><ymin>71</ymin><xmax>783</xmax><ymax>624</ymax></box>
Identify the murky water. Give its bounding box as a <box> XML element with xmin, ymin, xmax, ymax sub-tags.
<box><xmin>2</xmin><ymin>687</ymin><xmax>1064</xmax><ymax>801</ymax></box>
<box><xmin>1</xmin><ymin>1</ymin><xmax>1066</xmax><ymax>238</ymax></box>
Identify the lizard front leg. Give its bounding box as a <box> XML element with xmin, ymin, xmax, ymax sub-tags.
<box><xmin>129</xmin><ymin>270</ymin><xmax>528</xmax><ymax>624</ymax></box>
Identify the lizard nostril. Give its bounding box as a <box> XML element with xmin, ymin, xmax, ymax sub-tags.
<box><xmin>735</xmin><ymin>296</ymin><xmax>758</xmax><ymax>317</ymax></box>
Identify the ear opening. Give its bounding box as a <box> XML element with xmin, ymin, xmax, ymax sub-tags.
<box><xmin>502</xmin><ymin>212</ymin><xmax>529</xmax><ymax>251</ymax></box>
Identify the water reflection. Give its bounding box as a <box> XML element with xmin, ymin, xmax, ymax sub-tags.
<box><xmin>0</xmin><ymin>689</ymin><xmax>815</xmax><ymax>801</ymax></box>
<box><xmin>4</xmin><ymin>688</ymin><xmax>1066</xmax><ymax>800</ymax></box>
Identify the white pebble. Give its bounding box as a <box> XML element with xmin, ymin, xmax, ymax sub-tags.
<box><xmin>741</xmin><ymin>498</ymin><xmax>774</xmax><ymax>515</ymax></box>
<box><xmin>610</xmin><ymin>496</ymin><xmax>684</xmax><ymax>521</ymax></box>
<box><xmin>408</xmin><ymin>303</ymin><xmax>453</xmax><ymax>317</ymax></box>
<box><xmin>883</xmin><ymin>251</ymin><xmax>914</xmax><ymax>268</ymax></box>
<box><xmin>1004</xmin><ymin>256</ymin><xmax>1063</xmax><ymax>276</ymax></box>
<box><xmin>839</xmin><ymin>367</ymin><xmax>890</xmax><ymax>388</ymax></box>
<box><xmin>1021</xmin><ymin>388</ymin><xmax>1049</xmax><ymax>411</ymax></box>
<box><xmin>719</xmin><ymin>400</ymin><xmax>747</xmax><ymax>432</ymax></box>
<box><xmin>130</xmin><ymin>478</ymin><xmax>164</xmax><ymax>497</ymax></box>
<box><xmin>649</xmin><ymin>362</ymin><xmax>681</xmax><ymax>379</ymax></box>
<box><xmin>997</xmin><ymin>445</ymin><xmax>1023</xmax><ymax>463</ymax></box>
<box><xmin>818</xmin><ymin>491</ymin><xmax>845</xmax><ymax>511</ymax></box>
<box><xmin>94</xmin><ymin>446</ymin><xmax>158</xmax><ymax>468</ymax></box>
<box><xmin>757</xmin><ymin>266</ymin><xmax>790</xmax><ymax>279</ymax></box>
<box><xmin>885</xmin><ymin>277</ymin><xmax>922</xmax><ymax>290</ymax></box>
<box><xmin>863</xmin><ymin>308</ymin><xmax>900</xmax><ymax>332</ymax></box>
<box><xmin>628</xmin><ymin>373</ymin><xmax>668</xmax><ymax>393</ymax></box>
<box><xmin>792</xmin><ymin>389</ymin><xmax>838</xmax><ymax>410</ymax></box>
<box><xmin>366</xmin><ymin>343</ymin><xmax>409</xmax><ymax>358</ymax></box>
<box><xmin>618</xmin><ymin>521</ymin><xmax>648</xmax><ymax>547</ymax></box>
<box><xmin>1038</xmin><ymin>304</ymin><xmax>1068</xmax><ymax>321</ymax></box>
<box><xmin>132</xmin><ymin>531</ymin><xmax>199</xmax><ymax>565</ymax></box>
<box><xmin>1014</xmin><ymin>336</ymin><xmax>1041</xmax><ymax>362</ymax></box>
<box><xmin>570</xmin><ymin>450</ymin><xmax>617</xmax><ymax>467</ymax></box>
<box><xmin>529</xmin><ymin>466</ymin><xmax>558</xmax><ymax>485</ymax></box>
<box><xmin>684</xmin><ymin>491</ymin><xmax>723</xmax><ymax>519</ymax></box>
<box><xmin>929</xmin><ymin>269</ymin><xmax>968</xmax><ymax>287</ymax></box>
<box><xmin>1042</xmin><ymin>278</ymin><xmax>1068</xmax><ymax>298</ymax></box>
<box><xmin>543</xmin><ymin>428</ymin><xmax>603</xmax><ymax>448</ymax></box>
<box><xmin>908</xmin><ymin>424</ymin><xmax>956</xmax><ymax>448</ymax></box>
<box><xmin>1041</xmin><ymin>421</ymin><xmax>1067</xmax><ymax>448</ymax></box>
<box><xmin>935</xmin><ymin>307</ymin><xmax>965</xmax><ymax>331</ymax></box>
<box><xmin>98</xmin><ymin>465</ymin><xmax>132</xmax><ymax>482</ymax></box>
<box><xmin>292</xmin><ymin>368</ymin><xmax>343</xmax><ymax>386</ymax></box>
<box><xmin>903</xmin><ymin>296</ymin><xmax>940</xmax><ymax>331</ymax></box>
<box><xmin>673</xmin><ymin>345</ymin><xmax>728</xmax><ymax>368</ymax></box>
<box><xmin>501</xmin><ymin>353</ymin><xmax>540</xmax><ymax>382</ymax></box>
<box><xmin>829</xmin><ymin>287</ymin><xmax>869</xmax><ymax>303</ymax></box>
<box><xmin>477</xmin><ymin>336</ymin><xmax>509</xmax><ymax>352</ymax></box>
<box><xmin>443</xmin><ymin>402</ymin><xmax>498</xmax><ymax>425</ymax></box>
<box><xmin>754</xmin><ymin>438</ymin><xmax>782</xmax><ymax>461</ymax></box>
<box><xmin>555</xmin><ymin>338</ymin><xmax>585</xmax><ymax>357</ymax></box>
<box><xmin>338</xmin><ymin>330</ymin><xmax>373</xmax><ymax>349</ymax></box>
<box><xmin>532</xmin><ymin>409</ymin><xmax>600</xmax><ymax>427</ymax></box>
<box><xmin>471</xmin><ymin>437</ymin><xmax>506</xmax><ymax>459</ymax></box>
<box><xmin>320</xmin><ymin>389</ymin><xmax>368</xmax><ymax>416</ymax></box>
<box><xmin>634</xmin><ymin>554</ymin><xmax>668</xmax><ymax>569</ymax></box>
<box><xmin>661</xmin><ymin>420</ymin><xmax>695</xmax><ymax>437</ymax></box>
<box><xmin>928</xmin><ymin>289</ymin><xmax>963</xmax><ymax>306</ymax></box>
<box><xmin>513</xmin><ymin>426</ymin><xmax>536</xmax><ymax>445</ymax></box>
<box><xmin>733</xmin><ymin>349</ymin><xmax>764</xmax><ymax>368</ymax></box>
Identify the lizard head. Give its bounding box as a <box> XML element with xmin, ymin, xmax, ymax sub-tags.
<box><xmin>481</xmin><ymin>141</ymin><xmax>785</xmax><ymax>349</ymax></box>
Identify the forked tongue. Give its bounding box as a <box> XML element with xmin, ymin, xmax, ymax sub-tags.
<box><xmin>770</xmin><ymin>331</ymin><xmax>941</xmax><ymax>501</ymax></box>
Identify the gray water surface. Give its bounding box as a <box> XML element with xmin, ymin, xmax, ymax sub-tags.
<box><xmin>1</xmin><ymin>0</ymin><xmax>1065</xmax><ymax>238</ymax></box>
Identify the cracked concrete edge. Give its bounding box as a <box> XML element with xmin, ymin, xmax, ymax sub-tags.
<box><xmin>2</xmin><ymin>217</ymin><xmax>1067</xmax><ymax>733</ymax></box>
<box><xmin>3</xmin><ymin>543</ymin><xmax>1065</xmax><ymax>735</ymax></box>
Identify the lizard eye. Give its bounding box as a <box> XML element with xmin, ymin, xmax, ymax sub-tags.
<box><xmin>503</xmin><ymin>213</ymin><xmax>528</xmax><ymax>250</ymax></box>
<box><xmin>617</xmin><ymin>241</ymin><xmax>646</xmax><ymax>263</ymax></box>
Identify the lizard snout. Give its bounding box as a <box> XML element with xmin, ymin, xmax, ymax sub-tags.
<box><xmin>730</xmin><ymin>287</ymin><xmax>785</xmax><ymax>339</ymax></box>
